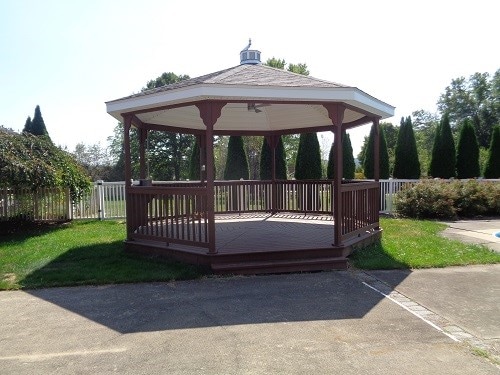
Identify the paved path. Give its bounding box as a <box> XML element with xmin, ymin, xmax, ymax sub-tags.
<box><xmin>441</xmin><ymin>218</ymin><xmax>500</xmax><ymax>252</ymax></box>
<box><xmin>1</xmin><ymin>268</ymin><xmax>498</xmax><ymax>374</ymax></box>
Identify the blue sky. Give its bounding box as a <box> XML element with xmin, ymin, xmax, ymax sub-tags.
<box><xmin>1</xmin><ymin>0</ymin><xmax>499</xmax><ymax>156</ymax></box>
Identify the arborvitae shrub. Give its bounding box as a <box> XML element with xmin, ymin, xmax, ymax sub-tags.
<box><xmin>456</xmin><ymin>119</ymin><xmax>480</xmax><ymax>178</ymax></box>
<box><xmin>224</xmin><ymin>136</ymin><xmax>249</xmax><ymax>180</ymax></box>
<box><xmin>484</xmin><ymin>125</ymin><xmax>500</xmax><ymax>178</ymax></box>
<box><xmin>363</xmin><ymin>124</ymin><xmax>390</xmax><ymax>179</ymax></box>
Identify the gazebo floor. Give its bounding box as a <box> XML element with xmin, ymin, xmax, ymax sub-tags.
<box><xmin>125</xmin><ymin>213</ymin><xmax>381</xmax><ymax>275</ymax></box>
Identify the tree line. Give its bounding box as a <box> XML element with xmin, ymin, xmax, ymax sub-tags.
<box><xmin>4</xmin><ymin>68</ymin><xmax>498</xmax><ymax>188</ymax></box>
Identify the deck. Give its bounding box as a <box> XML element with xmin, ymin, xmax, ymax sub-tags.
<box><xmin>125</xmin><ymin>212</ymin><xmax>381</xmax><ymax>274</ymax></box>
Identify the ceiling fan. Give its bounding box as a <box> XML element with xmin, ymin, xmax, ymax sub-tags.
<box><xmin>247</xmin><ymin>103</ymin><xmax>270</xmax><ymax>113</ymax></box>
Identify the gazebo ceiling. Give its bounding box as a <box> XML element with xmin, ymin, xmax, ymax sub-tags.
<box><xmin>106</xmin><ymin>64</ymin><xmax>395</xmax><ymax>133</ymax></box>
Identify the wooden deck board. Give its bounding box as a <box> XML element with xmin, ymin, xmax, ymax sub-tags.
<box><xmin>148</xmin><ymin>213</ymin><xmax>336</xmax><ymax>254</ymax></box>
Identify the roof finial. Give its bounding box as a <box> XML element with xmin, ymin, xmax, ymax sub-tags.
<box><xmin>242</xmin><ymin>38</ymin><xmax>252</xmax><ymax>52</ymax></box>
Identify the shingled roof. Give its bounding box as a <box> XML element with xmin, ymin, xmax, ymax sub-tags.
<box><xmin>106</xmin><ymin>63</ymin><xmax>394</xmax><ymax>134</ymax></box>
<box><xmin>120</xmin><ymin>64</ymin><xmax>349</xmax><ymax>100</ymax></box>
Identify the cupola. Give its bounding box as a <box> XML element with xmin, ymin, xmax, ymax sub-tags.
<box><xmin>240</xmin><ymin>38</ymin><xmax>261</xmax><ymax>65</ymax></box>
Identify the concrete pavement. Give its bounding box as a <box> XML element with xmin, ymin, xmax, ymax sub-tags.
<box><xmin>1</xmin><ymin>267</ymin><xmax>499</xmax><ymax>374</ymax></box>
<box><xmin>441</xmin><ymin>218</ymin><xmax>500</xmax><ymax>252</ymax></box>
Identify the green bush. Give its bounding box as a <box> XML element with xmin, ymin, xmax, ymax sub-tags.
<box><xmin>394</xmin><ymin>179</ymin><xmax>500</xmax><ymax>219</ymax></box>
<box><xmin>454</xmin><ymin>180</ymin><xmax>488</xmax><ymax>217</ymax></box>
<box><xmin>394</xmin><ymin>180</ymin><xmax>457</xmax><ymax>219</ymax></box>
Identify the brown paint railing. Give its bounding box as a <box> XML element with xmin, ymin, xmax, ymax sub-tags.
<box><xmin>275</xmin><ymin>180</ymin><xmax>333</xmax><ymax>214</ymax></box>
<box><xmin>127</xmin><ymin>186</ymin><xmax>209</xmax><ymax>248</ymax></box>
<box><xmin>211</xmin><ymin>180</ymin><xmax>333</xmax><ymax>214</ymax></box>
<box><xmin>214</xmin><ymin>180</ymin><xmax>273</xmax><ymax>213</ymax></box>
<box><xmin>126</xmin><ymin>180</ymin><xmax>380</xmax><ymax>248</ymax></box>
<box><xmin>340</xmin><ymin>181</ymin><xmax>379</xmax><ymax>243</ymax></box>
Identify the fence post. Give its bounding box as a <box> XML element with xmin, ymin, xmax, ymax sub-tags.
<box><xmin>388</xmin><ymin>178</ymin><xmax>394</xmax><ymax>213</ymax></box>
<box><xmin>97</xmin><ymin>180</ymin><xmax>105</xmax><ymax>220</ymax></box>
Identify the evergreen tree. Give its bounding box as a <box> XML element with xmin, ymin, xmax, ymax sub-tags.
<box><xmin>456</xmin><ymin>119</ymin><xmax>480</xmax><ymax>178</ymax></box>
<box><xmin>484</xmin><ymin>125</ymin><xmax>500</xmax><ymax>178</ymax></box>
<box><xmin>29</xmin><ymin>105</ymin><xmax>51</xmax><ymax>140</ymax></box>
<box><xmin>363</xmin><ymin>123</ymin><xmax>390</xmax><ymax>179</ymax></box>
<box><xmin>326</xmin><ymin>132</ymin><xmax>357</xmax><ymax>180</ymax></box>
<box><xmin>259</xmin><ymin>136</ymin><xmax>287</xmax><ymax>180</ymax></box>
<box><xmin>429</xmin><ymin>113</ymin><xmax>456</xmax><ymax>178</ymax></box>
<box><xmin>188</xmin><ymin>138</ymin><xmax>200</xmax><ymax>180</ymax></box>
<box><xmin>294</xmin><ymin>132</ymin><xmax>322</xmax><ymax>179</ymax></box>
<box><xmin>343</xmin><ymin>133</ymin><xmax>355</xmax><ymax>179</ymax></box>
<box><xmin>327</xmin><ymin>142</ymin><xmax>334</xmax><ymax>179</ymax></box>
<box><xmin>223</xmin><ymin>136</ymin><xmax>249</xmax><ymax>180</ymax></box>
<box><xmin>23</xmin><ymin>116</ymin><xmax>32</xmax><ymax>133</ymax></box>
<box><xmin>393</xmin><ymin>116</ymin><xmax>421</xmax><ymax>179</ymax></box>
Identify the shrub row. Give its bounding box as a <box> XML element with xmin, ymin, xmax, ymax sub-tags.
<box><xmin>394</xmin><ymin>180</ymin><xmax>500</xmax><ymax>219</ymax></box>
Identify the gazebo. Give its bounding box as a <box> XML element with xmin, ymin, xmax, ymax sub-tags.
<box><xmin>106</xmin><ymin>43</ymin><xmax>394</xmax><ymax>274</ymax></box>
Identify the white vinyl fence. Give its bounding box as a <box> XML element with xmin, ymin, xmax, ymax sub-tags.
<box><xmin>2</xmin><ymin>179</ymin><xmax>498</xmax><ymax>221</ymax></box>
<box><xmin>73</xmin><ymin>181</ymin><xmax>126</xmax><ymax>220</ymax></box>
<box><xmin>75</xmin><ymin>179</ymin><xmax>420</xmax><ymax>219</ymax></box>
<box><xmin>0</xmin><ymin>187</ymin><xmax>72</xmax><ymax>221</ymax></box>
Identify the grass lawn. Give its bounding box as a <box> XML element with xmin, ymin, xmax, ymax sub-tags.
<box><xmin>0</xmin><ymin>220</ymin><xmax>206</xmax><ymax>290</ymax></box>
<box><xmin>1</xmin><ymin>218</ymin><xmax>499</xmax><ymax>290</ymax></box>
<box><xmin>350</xmin><ymin>217</ymin><xmax>500</xmax><ymax>269</ymax></box>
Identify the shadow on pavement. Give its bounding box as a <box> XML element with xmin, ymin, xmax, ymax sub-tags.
<box><xmin>27</xmin><ymin>269</ymin><xmax>411</xmax><ymax>334</ymax></box>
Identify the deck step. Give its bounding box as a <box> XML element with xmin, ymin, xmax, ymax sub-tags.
<box><xmin>211</xmin><ymin>256</ymin><xmax>348</xmax><ymax>275</ymax></box>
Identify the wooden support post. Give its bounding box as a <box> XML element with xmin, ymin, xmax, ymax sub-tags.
<box><xmin>196</xmin><ymin>101</ymin><xmax>226</xmax><ymax>254</ymax></box>
<box><xmin>373</xmin><ymin>118</ymin><xmax>381</xmax><ymax>229</ymax></box>
<box><xmin>373</xmin><ymin>118</ymin><xmax>380</xmax><ymax>181</ymax></box>
<box><xmin>123</xmin><ymin>114</ymin><xmax>133</xmax><ymax>238</ymax></box>
<box><xmin>324</xmin><ymin>104</ymin><xmax>345</xmax><ymax>247</ymax></box>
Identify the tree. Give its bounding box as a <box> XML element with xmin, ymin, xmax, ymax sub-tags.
<box><xmin>412</xmin><ymin>109</ymin><xmax>440</xmax><ymax>175</ymax></box>
<box><xmin>484</xmin><ymin>125</ymin><xmax>500</xmax><ymax>178</ymax></box>
<box><xmin>288</xmin><ymin>63</ymin><xmax>309</xmax><ymax>76</ymax></box>
<box><xmin>326</xmin><ymin>142</ymin><xmax>334</xmax><ymax>179</ymax></box>
<box><xmin>456</xmin><ymin>119</ymin><xmax>480</xmax><ymax>178</ymax></box>
<box><xmin>280</xmin><ymin>134</ymin><xmax>300</xmax><ymax>178</ymax></box>
<box><xmin>358</xmin><ymin>122</ymin><xmax>396</xmax><ymax>175</ymax></box>
<box><xmin>72</xmin><ymin>142</ymin><xmax>114</xmax><ymax>181</ymax></box>
<box><xmin>428</xmin><ymin>113</ymin><xmax>456</xmax><ymax>178</ymax></box>
<box><xmin>295</xmin><ymin>133</ymin><xmax>322</xmax><ymax>179</ymax></box>
<box><xmin>363</xmin><ymin>124</ymin><xmax>390</xmax><ymax>179</ymax></box>
<box><xmin>143</xmin><ymin>72</ymin><xmax>190</xmax><ymax>91</ymax></box>
<box><xmin>188</xmin><ymin>138</ymin><xmax>200</xmax><ymax>180</ymax></box>
<box><xmin>244</xmin><ymin>136</ymin><xmax>263</xmax><ymax>179</ymax></box>
<box><xmin>437</xmin><ymin>70</ymin><xmax>499</xmax><ymax>147</ymax></box>
<box><xmin>343</xmin><ymin>133</ymin><xmax>355</xmax><ymax>179</ymax></box>
<box><xmin>224</xmin><ymin>136</ymin><xmax>249</xmax><ymax>180</ymax></box>
<box><xmin>108</xmin><ymin>72</ymin><xmax>193</xmax><ymax>181</ymax></box>
<box><xmin>393</xmin><ymin>116</ymin><xmax>421</xmax><ymax>179</ymax></box>
<box><xmin>0</xmin><ymin>128</ymin><xmax>91</xmax><ymax>201</ymax></box>
<box><xmin>23</xmin><ymin>117</ymin><xmax>32</xmax><ymax>133</ymax></box>
<box><xmin>26</xmin><ymin>105</ymin><xmax>51</xmax><ymax>141</ymax></box>
<box><xmin>265</xmin><ymin>57</ymin><xmax>286</xmax><ymax>69</ymax></box>
<box><xmin>259</xmin><ymin>136</ymin><xmax>287</xmax><ymax>180</ymax></box>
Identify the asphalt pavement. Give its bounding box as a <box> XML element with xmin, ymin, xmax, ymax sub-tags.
<box><xmin>0</xmin><ymin>265</ymin><xmax>499</xmax><ymax>374</ymax></box>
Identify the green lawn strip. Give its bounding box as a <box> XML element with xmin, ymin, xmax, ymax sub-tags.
<box><xmin>350</xmin><ymin>217</ymin><xmax>500</xmax><ymax>269</ymax></box>
<box><xmin>2</xmin><ymin>218</ymin><xmax>499</xmax><ymax>290</ymax></box>
<box><xmin>0</xmin><ymin>220</ymin><xmax>206</xmax><ymax>290</ymax></box>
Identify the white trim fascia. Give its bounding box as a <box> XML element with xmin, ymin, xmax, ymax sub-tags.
<box><xmin>106</xmin><ymin>84</ymin><xmax>395</xmax><ymax>121</ymax></box>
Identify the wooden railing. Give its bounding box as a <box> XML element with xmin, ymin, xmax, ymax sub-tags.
<box><xmin>125</xmin><ymin>180</ymin><xmax>380</xmax><ymax>249</ymax></box>
<box><xmin>340</xmin><ymin>181</ymin><xmax>379</xmax><ymax>243</ymax></box>
<box><xmin>127</xmin><ymin>186</ymin><xmax>209</xmax><ymax>248</ymax></box>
